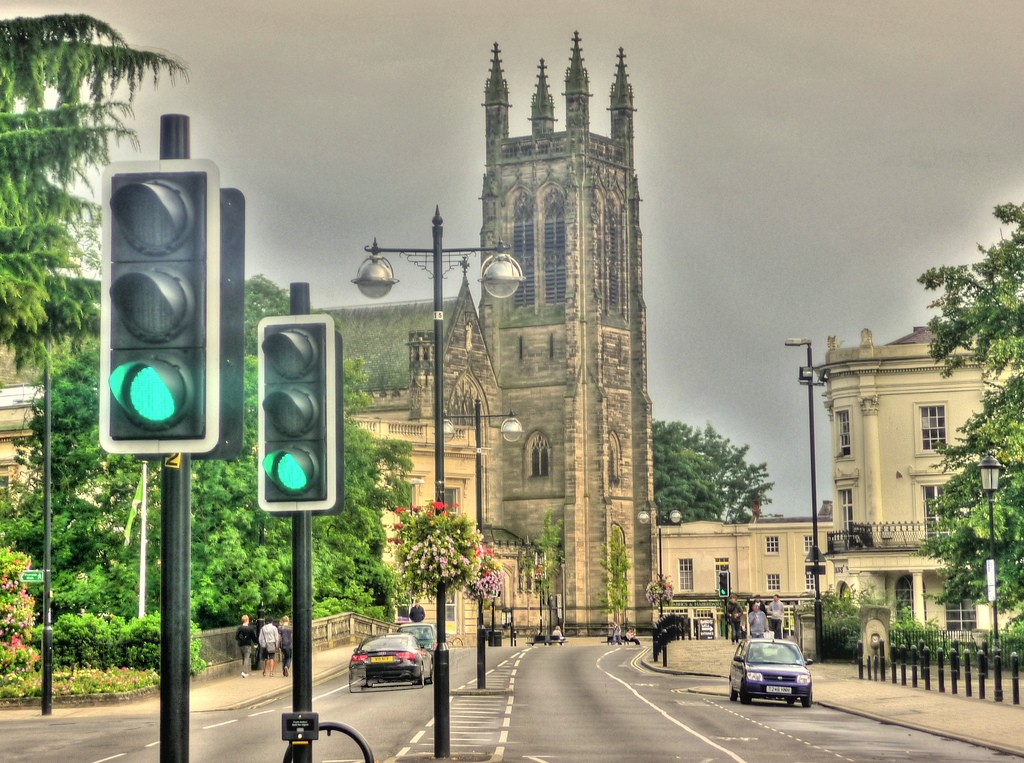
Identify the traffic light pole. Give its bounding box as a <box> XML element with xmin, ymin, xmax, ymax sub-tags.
<box><xmin>289</xmin><ymin>283</ymin><xmax>314</xmax><ymax>763</ymax></box>
<box><xmin>159</xmin><ymin>114</ymin><xmax>192</xmax><ymax>763</ymax></box>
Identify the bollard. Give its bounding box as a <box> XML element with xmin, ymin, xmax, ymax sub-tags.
<box><xmin>995</xmin><ymin>648</ymin><xmax>1003</xmax><ymax>703</ymax></box>
<box><xmin>951</xmin><ymin>647</ymin><xmax>959</xmax><ymax>695</ymax></box>
<box><xmin>1012</xmin><ymin>652</ymin><xmax>1019</xmax><ymax>706</ymax></box>
<box><xmin>900</xmin><ymin>644</ymin><xmax>907</xmax><ymax>686</ymax></box>
<box><xmin>979</xmin><ymin>649</ymin><xmax>987</xmax><ymax>701</ymax></box>
<box><xmin>911</xmin><ymin>645</ymin><xmax>918</xmax><ymax>688</ymax></box>
<box><xmin>857</xmin><ymin>641</ymin><xmax>864</xmax><ymax>680</ymax></box>
<box><xmin>891</xmin><ymin>643</ymin><xmax>898</xmax><ymax>684</ymax></box>
<box><xmin>923</xmin><ymin>646</ymin><xmax>931</xmax><ymax>691</ymax></box>
<box><xmin>965</xmin><ymin>651</ymin><xmax>972</xmax><ymax>698</ymax></box>
<box><xmin>937</xmin><ymin>647</ymin><xmax>945</xmax><ymax>693</ymax></box>
<box><xmin>879</xmin><ymin>639</ymin><xmax>886</xmax><ymax>681</ymax></box>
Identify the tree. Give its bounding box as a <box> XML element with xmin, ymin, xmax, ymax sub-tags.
<box><xmin>652</xmin><ymin>421</ymin><xmax>773</xmax><ymax>523</ymax></box>
<box><xmin>918</xmin><ymin>201</ymin><xmax>1024</xmax><ymax>611</ymax></box>
<box><xmin>600</xmin><ymin>527</ymin><xmax>630</xmax><ymax>625</ymax></box>
<box><xmin>535</xmin><ymin>510</ymin><xmax>563</xmax><ymax>631</ymax></box>
<box><xmin>0</xmin><ymin>15</ymin><xmax>186</xmax><ymax>368</ymax></box>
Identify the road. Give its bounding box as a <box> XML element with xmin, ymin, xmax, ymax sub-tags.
<box><xmin>3</xmin><ymin>645</ymin><xmax>1018</xmax><ymax>762</ymax></box>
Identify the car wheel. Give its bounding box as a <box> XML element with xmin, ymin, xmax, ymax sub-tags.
<box><xmin>801</xmin><ymin>693</ymin><xmax>812</xmax><ymax>708</ymax></box>
<box><xmin>739</xmin><ymin>683</ymin><xmax>752</xmax><ymax>705</ymax></box>
<box><xmin>729</xmin><ymin>687</ymin><xmax>738</xmax><ymax>702</ymax></box>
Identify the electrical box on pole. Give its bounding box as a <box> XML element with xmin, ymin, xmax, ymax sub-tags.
<box><xmin>258</xmin><ymin>314</ymin><xmax>343</xmax><ymax>514</ymax></box>
<box><xmin>99</xmin><ymin>160</ymin><xmax>221</xmax><ymax>454</ymax></box>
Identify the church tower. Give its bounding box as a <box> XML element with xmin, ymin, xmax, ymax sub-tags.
<box><xmin>479</xmin><ymin>33</ymin><xmax>654</xmax><ymax>632</ymax></box>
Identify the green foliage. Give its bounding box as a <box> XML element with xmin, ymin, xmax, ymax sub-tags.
<box><xmin>0</xmin><ymin>667</ymin><xmax>159</xmax><ymax>699</ymax></box>
<box><xmin>391</xmin><ymin>503</ymin><xmax>482</xmax><ymax>599</ymax></box>
<box><xmin>535</xmin><ymin>509</ymin><xmax>563</xmax><ymax>602</ymax></box>
<box><xmin>0</xmin><ymin>14</ymin><xmax>186</xmax><ymax>368</ymax></box>
<box><xmin>599</xmin><ymin>528</ymin><xmax>630</xmax><ymax>622</ymax></box>
<box><xmin>652</xmin><ymin>421</ymin><xmax>773</xmax><ymax>523</ymax></box>
<box><xmin>0</xmin><ymin>547</ymin><xmax>40</xmax><ymax>692</ymax></box>
<box><xmin>918</xmin><ymin>201</ymin><xmax>1024</xmax><ymax>611</ymax></box>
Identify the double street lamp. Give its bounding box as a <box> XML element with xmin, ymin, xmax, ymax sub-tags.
<box><xmin>354</xmin><ymin>208</ymin><xmax>522</xmax><ymax>758</ymax></box>
<box><xmin>444</xmin><ymin>399</ymin><xmax>523</xmax><ymax>691</ymax></box>
<box><xmin>637</xmin><ymin>506</ymin><xmax>682</xmax><ymax>616</ymax></box>
<box><xmin>979</xmin><ymin>454</ymin><xmax>1003</xmax><ymax>702</ymax></box>
<box><xmin>785</xmin><ymin>338</ymin><xmax>824</xmax><ymax>661</ymax></box>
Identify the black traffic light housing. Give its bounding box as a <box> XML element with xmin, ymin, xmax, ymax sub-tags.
<box><xmin>100</xmin><ymin>160</ymin><xmax>221</xmax><ymax>454</ymax></box>
<box><xmin>717</xmin><ymin>570</ymin><xmax>731</xmax><ymax>597</ymax></box>
<box><xmin>258</xmin><ymin>314</ymin><xmax>343</xmax><ymax>514</ymax></box>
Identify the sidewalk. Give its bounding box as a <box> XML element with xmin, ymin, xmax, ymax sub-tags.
<box><xmin>644</xmin><ymin>638</ymin><xmax>1024</xmax><ymax>759</ymax></box>
<box><xmin>0</xmin><ymin>643</ymin><xmax>357</xmax><ymax>721</ymax></box>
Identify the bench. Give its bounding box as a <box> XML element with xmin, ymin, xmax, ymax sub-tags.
<box><xmin>606</xmin><ymin>636</ymin><xmax>642</xmax><ymax>645</ymax></box>
<box><xmin>531</xmin><ymin>634</ymin><xmax>567</xmax><ymax>646</ymax></box>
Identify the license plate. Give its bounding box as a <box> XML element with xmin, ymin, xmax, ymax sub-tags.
<box><xmin>370</xmin><ymin>656</ymin><xmax>393</xmax><ymax>664</ymax></box>
<box><xmin>766</xmin><ymin>685</ymin><xmax>791</xmax><ymax>694</ymax></box>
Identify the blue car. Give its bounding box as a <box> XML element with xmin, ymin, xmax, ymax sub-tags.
<box><xmin>729</xmin><ymin>637</ymin><xmax>813</xmax><ymax>707</ymax></box>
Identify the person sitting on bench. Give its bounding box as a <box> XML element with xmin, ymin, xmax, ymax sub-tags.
<box><xmin>623</xmin><ymin>626</ymin><xmax>640</xmax><ymax>645</ymax></box>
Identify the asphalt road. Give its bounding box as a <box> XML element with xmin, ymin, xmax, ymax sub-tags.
<box><xmin>5</xmin><ymin>645</ymin><xmax>1020</xmax><ymax>762</ymax></box>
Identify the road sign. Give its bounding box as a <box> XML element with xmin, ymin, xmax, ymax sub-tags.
<box><xmin>20</xmin><ymin>569</ymin><xmax>44</xmax><ymax>583</ymax></box>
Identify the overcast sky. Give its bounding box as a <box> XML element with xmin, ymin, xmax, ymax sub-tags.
<box><xmin>13</xmin><ymin>1</ymin><xmax>1024</xmax><ymax>516</ymax></box>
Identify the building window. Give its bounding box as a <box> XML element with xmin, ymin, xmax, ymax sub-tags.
<box><xmin>945</xmin><ymin>600</ymin><xmax>977</xmax><ymax>631</ymax></box>
<box><xmin>678</xmin><ymin>559</ymin><xmax>694</xmax><ymax>592</ymax></box>
<box><xmin>528</xmin><ymin>433</ymin><xmax>550</xmax><ymax>478</ymax></box>
<box><xmin>715</xmin><ymin>558</ymin><xmax>729</xmax><ymax>575</ymax></box>
<box><xmin>920</xmin><ymin>405</ymin><xmax>946</xmax><ymax>451</ymax></box>
<box><xmin>923</xmin><ymin>485</ymin><xmax>944</xmax><ymax>538</ymax></box>
<box><xmin>836</xmin><ymin>409</ymin><xmax>851</xmax><ymax>457</ymax></box>
<box><xmin>895</xmin><ymin>575</ymin><xmax>914</xmax><ymax>617</ymax></box>
<box><xmin>443</xmin><ymin>488</ymin><xmax>460</xmax><ymax>511</ymax></box>
<box><xmin>804</xmin><ymin>570</ymin><xmax>814</xmax><ymax>592</ymax></box>
<box><xmin>766</xmin><ymin>574</ymin><xmax>781</xmax><ymax>591</ymax></box>
<box><xmin>608</xmin><ymin>432</ymin><xmax>622</xmax><ymax>487</ymax></box>
<box><xmin>839</xmin><ymin>488</ymin><xmax>854</xmax><ymax>532</ymax></box>
<box><xmin>765</xmin><ymin>536</ymin><xmax>779</xmax><ymax>554</ymax></box>
<box><xmin>542</xmin><ymin>191</ymin><xmax>566</xmax><ymax>304</ymax></box>
<box><xmin>512</xmin><ymin>192</ymin><xmax>535</xmax><ymax>308</ymax></box>
<box><xmin>804</xmin><ymin>535</ymin><xmax>813</xmax><ymax>555</ymax></box>
<box><xmin>445</xmin><ymin>591</ymin><xmax>457</xmax><ymax>623</ymax></box>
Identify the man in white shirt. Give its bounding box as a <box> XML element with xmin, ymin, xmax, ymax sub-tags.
<box><xmin>767</xmin><ymin>594</ymin><xmax>785</xmax><ymax>639</ymax></box>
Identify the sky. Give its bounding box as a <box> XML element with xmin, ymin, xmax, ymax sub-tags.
<box><xmin>12</xmin><ymin>1</ymin><xmax>1024</xmax><ymax>516</ymax></box>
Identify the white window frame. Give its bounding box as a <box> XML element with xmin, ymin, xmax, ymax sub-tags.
<box><xmin>766</xmin><ymin>573</ymin><xmax>781</xmax><ymax>591</ymax></box>
<box><xmin>836</xmin><ymin>409</ymin><xmax>852</xmax><ymax>457</ymax></box>
<box><xmin>678</xmin><ymin>558</ymin><xmax>694</xmax><ymax>592</ymax></box>
<box><xmin>765</xmin><ymin>536</ymin><xmax>780</xmax><ymax>554</ymax></box>
<box><xmin>919</xmin><ymin>404</ymin><xmax>947</xmax><ymax>452</ymax></box>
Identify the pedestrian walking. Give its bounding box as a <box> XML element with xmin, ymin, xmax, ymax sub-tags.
<box><xmin>235</xmin><ymin>614</ymin><xmax>258</xmax><ymax>677</ymax></box>
<box><xmin>727</xmin><ymin>595</ymin><xmax>744</xmax><ymax>643</ymax></box>
<box><xmin>767</xmin><ymin>594</ymin><xmax>784</xmax><ymax>639</ymax></box>
<box><xmin>279</xmin><ymin>615</ymin><xmax>293</xmax><ymax>678</ymax></box>
<box><xmin>259</xmin><ymin>618</ymin><xmax>283</xmax><ymax>677</ymax></box>
<box><xmin>410</xmin><ymin>600</ymin><xmax>426</xmax><ymax>623</ymax></box>
<box><xmin>748</xmin><ymin>601</ymin><xmax>767</xmax><ymax>639</ymax></box>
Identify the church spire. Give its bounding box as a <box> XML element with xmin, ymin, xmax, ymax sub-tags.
<box><xmin>609</xmin><ymin>47</ymin><xmax>635</xmax><ymax>164</ymax></box>
<box><xmin>484</xmin><ymin>41</ymin><xmax>509</xmax><ymax>107</ymax></box>
<box><xmin>483</xmin><ymin>42</ymin><xmax>509</xmax><ymax>166</ymax></box>
<box><xmin>563</xmin><ymin>31</ymin><xmax>591</xmax><ymax>140</ymax></box>
<box><xmin>530</xmin><ymin>58</ymin><xmax>556</xmax><ymax>137</ymax></box>
<box><xmin>564</xmin><ymin>30</ymin><xmax>589</xmax><ymax>96</ymax></box>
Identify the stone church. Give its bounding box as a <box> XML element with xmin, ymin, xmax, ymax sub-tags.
<box><xmin>329</xmin><ymin>33</ymin><xmax>654</xmax><ymax>635</ymax></box>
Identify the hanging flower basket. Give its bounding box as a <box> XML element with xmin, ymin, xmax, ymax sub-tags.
<box><xmin>645</xmin><ymin>576</ymin><xmax>673</xmax><ymax>605</ymax></box>
<box><xmin>391</xmin><ymin>502</ymin><xmax>483</xmax><ymax>598</ymax></box>
<box><xmin>466</xmin><ymin>546</ymin><xmax>504</xmax><ymax>600</ymax></box>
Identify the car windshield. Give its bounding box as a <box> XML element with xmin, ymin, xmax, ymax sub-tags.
<box><xmin>400</xmin><ymin>625</ymin><xmax>434</xmax><ymax>640</ymax></box>
<box><xmin>747</xmin><ymin>643</ymin><xmax>804</xmax><ymax>665</ymax></box>
<box><xmin>363</xmin><ymin>635</ymin><xmax>415</xmax><ymax>652</ymax></box>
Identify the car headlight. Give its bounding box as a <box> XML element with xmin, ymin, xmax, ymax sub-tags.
<box><xmin>797</xmin><ymin>674</ymin><xmax>811</xmax><ymax>685</ymax></box>
<box><xmin>745</xmin><ymin>670</ymin><xmax>763</xmax><ymax>681</ymax></box>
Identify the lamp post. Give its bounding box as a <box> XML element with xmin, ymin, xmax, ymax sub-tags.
<box><xmin>637</xmin><ymin>507</ymin><xmax>682</xmax><ymax>616</ymax></box>
<box><xmin>444</xmin><ymin>399</ymin><xmax>523</xmax><ymax>691</ymax></box>
<box><xmin>354</xmin><ymin>208</ymin><xmax>522</xmax><ymax>758</ymax></box>
<box><xmin>979</xmin><ymin>454</ymin><xmax>1003</xmax><ymax>702</ymax></box>
<box><xmin>785</xmin><ymin>338</ymin><xmax>824</xmax><ymax>661</ymax></box>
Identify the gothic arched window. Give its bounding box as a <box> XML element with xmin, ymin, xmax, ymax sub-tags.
<box><xmin>543</xmin><ymin>190</ymin><xmax>566</xmax><ymax>304</ymax></box>
<box><xmin>528</xmin><ymin>433</ymin><xmax>550</xmax><ymax>478</ymax></box>
<box><xmin>605</xmin><ymin>198</ymin><xmax>623</xmax><ymax>312</ymax></box>
<box><xmin>512</xmin><ymin>192</ymin><xmax>535</xmax><ymax>307</ymax></box>
<box><xmin>895</xmin><ymin>575</ymin><xmax>914</xmax><ymax>617</ymax></box>
<box><xmin>608</xmin><ymin>432</ymin><xmax>622</xmax><ymax>487</ymax></box>
<box><xmin>449</xmin><ymin>376</ymin><xmax>478</xmax><ymax>419</ymax></box>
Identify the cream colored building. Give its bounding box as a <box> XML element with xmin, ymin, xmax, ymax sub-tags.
<box><xmin>657</xmin><ymin>512</ymin><xmax>832</xmax><ymax>636</ymax></box>
<box><xmin>0</xmin><ymin>384</ymin><xmax>36</xmax><ymax>488</ymax></box>
<box><xmin>822</xmin><ymin>327</ymin><xmax>985</xmax><ymax>629</ymax></box>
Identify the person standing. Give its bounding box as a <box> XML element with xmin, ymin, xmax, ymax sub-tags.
<box><xmin>259</xmin><ymin>618</ymin><xmax>283</xmax><ymax>677</ymax></box>
<box><xmin>410</xmin><ymin>600</ymin><xmax>426</xmax><ymax>623</ymax></box>
<box><xmin>767</xmin><ymin>594</ymin><xmax>785</xmax><ymax>639</ymax></box>
<box><xmin>235</xmin><ymin>614</ymin><xmax>257</xmax><ymax>677</ymax></box>
<box><xmin>279</xmin><ymin>615</ymin><xmax>293</xmax><ymax>678</ymax></box>
<box><xmin>726</xmin><ymin>595</ymin><xmax>744</xmax><ymax>643</ymax></box>
<box><xmin>611</xmin><ymin>621</ymin><xmax>622</xmax><ymax>644</ymax></box>
<box><xmin>748</xmin><ymin>601</ymin><xmax>768</xmax><ymax>639</ymax></box>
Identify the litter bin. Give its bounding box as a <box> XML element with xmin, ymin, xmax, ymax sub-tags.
<box><xmin>489</xmin><ymin>630</ymin><xmax>503</xmax><ymax>647</ymax></box>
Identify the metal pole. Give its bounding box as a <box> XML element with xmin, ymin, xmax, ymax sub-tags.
<box><xmin>989</xmin><ymin>492</ymin><xmax>1002</xmax><ymax>702</ymax></box>
<box><xmin>138</xmin><ymin>461</ymin><xmax>148</xmax><ymax>618</ymax></box>
<box><xmin>290</xmin><ymin>283</ymin><xmax>314</xmax><ymax>763</ymax></box>
<box><xmin>431</xmin><ymin>209</ymin><xmax>451</xmax><ymax>759</ymax></box>
<box><xmin>42</xmin><ymin>338</ymin><xmax>52</xmax><ymax>716</ymax></box>
<box><xmin>159</xmin><ymin>112</ymin><xmax>191</xmax><ymax>763</ymax></box>
<box><xmin>475</xmin><ymin>398</ymin><xmax>487</xmax><ymax>689</ymax></box>
<box><xmin>657</xmin><ymin>526</ymin><xmax>663</xmax><ymax>618</ymax></box>
<box><xmin>805</xmin><ymin>343</ymin><xmax>824</xmax><ymax>661</ymax></box>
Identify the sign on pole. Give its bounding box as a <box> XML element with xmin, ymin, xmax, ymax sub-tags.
<box><xmin>20</xmin><ymin>569</ymin><xmax>44</xmax><ymax>584</ymax></box>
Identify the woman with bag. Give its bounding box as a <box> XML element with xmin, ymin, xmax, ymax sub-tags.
<box><xmin>259</xmin><ymin>618</ymin><xmax>283</xmax><ymax>677</ymax></box>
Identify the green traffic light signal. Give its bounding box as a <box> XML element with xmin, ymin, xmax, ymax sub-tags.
<box><xmin>262</xmin><ymin>449</ymin><xmax>317</xmax><ymax>494</ymax></box>
<box><xmin>717</xmin><ymin>571</ymin><xmax>730</xmax><ymax>597</ymax></box>
<box><xmin>109</xmin><ymin>360</ymin><xmax>189</xmax><ymax>426</ymax></box>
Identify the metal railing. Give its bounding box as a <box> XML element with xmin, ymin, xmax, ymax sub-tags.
<box><xmin>827</xmin><ymin>521</ymin><xmax>930</xmax><ymax>552</ymax></box>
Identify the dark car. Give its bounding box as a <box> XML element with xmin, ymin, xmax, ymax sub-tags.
<box><xmin>349</xmin><ymin>633</ymin><xmax>433</xmax><ymax>692</ymax></box>
<box><xmin>397</xmin><ymin>622</ymin><xmax>438</xmax><ymax>651</ymax></box>
<box><xmin>729</xmin><ymin>637</ymin><xmax>813</xmax><ymax>707</ymax></box>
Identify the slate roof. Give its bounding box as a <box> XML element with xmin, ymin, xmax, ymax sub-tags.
<box><xmin>324</xmin><ymin>297</ymin><xmax>459</xmax><ymax>391</ymax></box>
<box><xmin>888</xmin><ymin>326</ymin><xmax>934</xmax><ymax>345</ymax></box>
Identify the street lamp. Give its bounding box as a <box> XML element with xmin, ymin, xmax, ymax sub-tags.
<box><xmin>445</xmin><ymin>399</ymin><xmax>522</xmax><ymax>691</ymax></box>
<box><xmin>637</xmin><ymin>507</ymin><xmax>681</xmax><ymax>616</ymax></box>
<box><xmin>979</xmin><ymin>453</ymin><xmax>1003</xmax><ymax>702</ymax></box>
<box><xmin>354</xmin><ymin>208</ymin><xmax>522</xmax><ymax>758</ymax></box>
<box><xmin>785</xmin><ymin>337</ymin><xmax>824</xmax><ymax>661</ymax></box>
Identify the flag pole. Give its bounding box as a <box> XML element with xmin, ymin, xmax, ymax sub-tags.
<box><xmin>138</xmin><ymin>461</ymin><xmax>148</xmax><ymax>618</ymax></box>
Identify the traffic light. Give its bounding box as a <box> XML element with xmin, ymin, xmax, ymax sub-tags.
<box><xmin>717</xmin><ymin>570</ymin><xmax>731</xmax><ymax>597</ymax></box>
<box><xmin>99</xmin><ymin>160</ymin><xmax>221</xmax><ymax>454</ymax></box>
<box><xmin>258</xmin><ymin>314</ymin><xmax>343</xmax><ymax>513</ymax></box>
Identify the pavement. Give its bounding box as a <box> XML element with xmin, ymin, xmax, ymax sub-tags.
<box><xmin>3</xmin><ymin>637</ymin><xmax>1023</xmax><ymax>760</ymax></box>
